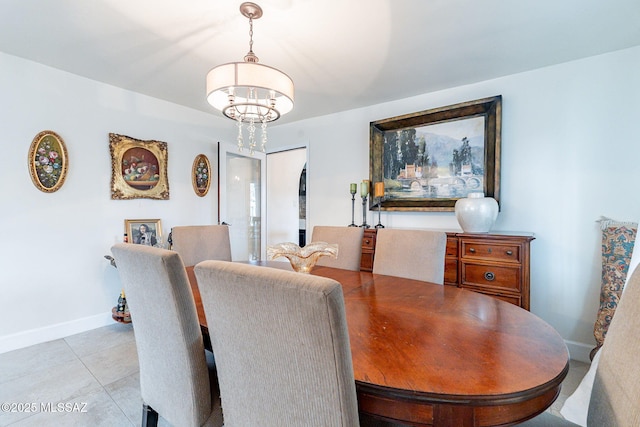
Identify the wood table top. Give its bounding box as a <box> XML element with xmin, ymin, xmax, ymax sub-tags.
<box><xmin>187</xmin><ymin>262</ymin><xmax>569</xmax><ymax>427</ymax></box>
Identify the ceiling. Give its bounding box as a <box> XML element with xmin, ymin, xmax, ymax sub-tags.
<box><xmin>2</xmin><ymin>0</ymin><xmax>640</xmax><ymax>125</ymax></box>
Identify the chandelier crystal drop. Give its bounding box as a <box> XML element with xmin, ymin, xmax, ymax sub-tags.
<box><xmin>206</xmin><ymin>2</ymin><xmax>294</xmax><ymax>153</ymax></box>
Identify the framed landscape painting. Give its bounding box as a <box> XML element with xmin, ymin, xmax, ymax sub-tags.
<box><xmin>369</xmin><ymin>95</ymin><xmax>502</xmax><ymax>211</ymax></box>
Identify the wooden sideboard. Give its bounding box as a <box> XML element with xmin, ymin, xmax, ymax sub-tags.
<box><xmin>361</xmin><ymin>229</ymin><xmax>535</xmax><ymax>310</ymax></box>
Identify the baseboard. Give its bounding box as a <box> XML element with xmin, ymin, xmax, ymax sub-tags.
<box><xmin>565</xmin><ymin>339</ymin><xmax>594</xmax><ymax>363</ymax></box>
<box><xmin>0</xmin><ymin>312</ymin><xmax>114</xmax><ymax>354</ymax></box>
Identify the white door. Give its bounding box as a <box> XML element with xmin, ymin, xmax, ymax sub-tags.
<box><xmin>218</xmin><ymin>142</ymin><xmax>267</xmax><ymax>261</ymax></box>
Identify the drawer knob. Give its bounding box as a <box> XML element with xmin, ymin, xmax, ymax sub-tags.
<box><xmin>484</xmin><ymin>272</ymin><xmax>495</xmax><ymax>281</ymax></box>
<box><xmin>364</xmin><ymin>239</ymin><xmax>370</xmax><ymax>244</ymax></box>
<box><xmin>506</xmin><ymin>250</ymin><xmax>513</xmax><ymax>256</ymax></box>
<box><xmin>469</xmin><ymin>248</ymin><xmax>476</xmax><ymax>253</ymax></box>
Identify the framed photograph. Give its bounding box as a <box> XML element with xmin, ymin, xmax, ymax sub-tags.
<box><xmin>192</xmin><ymin>153</ymin><xmax>211</xmax><ymax>197</ymax></box>
<box><xmin>125</xmin><ymin>219</ymin><xmax>163</xmax><ymax>247</ymax></box>
<box><xmin>369</xmin><ymin>95</ymin><xmax>501</xmax><ymax>212</ymax></box>
<box><xmin>110</xmin><ymin>133</ymin><xmax>169</xmax><ymax>200</ymax></box>
<box><xmin>28</xmin><ymin>130</ymin><xmax>69</xmax><ymax>193</ymax></box>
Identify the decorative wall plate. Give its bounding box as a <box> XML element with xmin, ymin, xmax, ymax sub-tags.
<box><xmin>192</xmin><ymin>154</ymin><xmax>211</xmax><ymax>197</ymax></box>
<box><xmin>28</xmin><ymin>130</ymin><xmax>69</xmax><ymax>193</ymax></box>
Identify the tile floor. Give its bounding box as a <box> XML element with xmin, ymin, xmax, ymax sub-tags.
<box><xmin>0</xmin><ymin>323</ymin><xmax>589</xmax><ymax>426</ymax></box>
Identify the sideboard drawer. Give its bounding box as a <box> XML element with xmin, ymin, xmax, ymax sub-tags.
<box><xmin>360</xmin><ymin>251</ymin><xmax>374</xmax><ymax>271</ymax></box>
<box><xmin>444</xmin><ymin>258</ymin><xmax>458</xmax><ymax>284</ymax></box>
<box><xmin>362</xmin><ymin>231</ymin><xmax>376</xmax><ymax>250</ymax></box>
<box><xmin>444</xmin><ymin>233</ymin><xmax>458</xmax><ymax>286</ymax></box>
<box><xmin>467</xmin><ymin>288</ymin><xmax>522</xmax><ymax>307</ymax></box>
<box><xmin>461</xmin><ymin>263</ymin><xmax>521</xmax><ymax>292</ymax></box>
<box><xmin>360</xmin><ymin>229</ymin><xmax>377</xmax><ymax>272</ymax></box>
<box><xmin>446</xmin><ymin>238</ymin><xmax>458</xmax><ymax>256</ymax></box>
<box><xmin>461</xmin><ymin>241</ymin><xmax>521</xmax><ymax>263</ymax></box>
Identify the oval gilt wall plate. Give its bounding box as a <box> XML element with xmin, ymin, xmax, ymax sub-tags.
<box><xmin>192</xmin><ymin>153</ymin><xmax>211</xmax><ymax>197</ymax></box>
<box><xmin>28</xmin><ymin>130</ymin><xmax>69</xmax><ymax>193</ymax></box>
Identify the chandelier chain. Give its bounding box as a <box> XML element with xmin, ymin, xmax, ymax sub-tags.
<box><xmin>248</xmin><ymin>16</ymin><xmax>254</xmax><ymax>56</ymax></box>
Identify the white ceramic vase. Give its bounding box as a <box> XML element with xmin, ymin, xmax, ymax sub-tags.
<box><xmin>455</xmin><ymin>192</ymin><xmax>499</xmax><ymax>233</ymax></box>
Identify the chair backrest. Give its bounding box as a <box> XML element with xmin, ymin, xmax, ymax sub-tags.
<box><xmin>372</xmin><ymin>228</ymin><xmax>447</xmax><ymax>284</ymax></box>
<box><xmin>111</xmin><ymin>243</ymin><xmax>213</xmax><ymax>427</ymax></box>
<box><xmin>587</xmin><ymin>263</ymin><xmax>640</xmax><ymax>425</ymax></box>
<box><xmin>194</xmin><ymin>260</ymin><xmax>359</xmax><ymax>426</ymax></box>
<box><xmin>311</xmin><ymin>225</ymin><xmax>364</xmax><ymax>271</ymax></box>
<box><xmin>170</xmin><ymin>225</ymin><xmax>231</xmax><ymax>266</ymax></box>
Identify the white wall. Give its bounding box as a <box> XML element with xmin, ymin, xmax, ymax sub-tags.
<box><xmin>3</xmin><ymin>46</ymin><xmax>639</xmax><ymax>360</ymax></box>
<box><xmin>0</xmin><ymin>53</ymin><xmax>234</xmax><ymax>353</ymax></box>
<box><xmin>267</xmin><ymin>46</ymin><xmax>640</xmax><ymax>362</ymax></box>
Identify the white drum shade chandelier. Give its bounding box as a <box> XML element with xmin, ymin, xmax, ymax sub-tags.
<box><xmin>206</xmin><ymin>2</ymin><xmax>294</xmax><ymax>153</ymax></box>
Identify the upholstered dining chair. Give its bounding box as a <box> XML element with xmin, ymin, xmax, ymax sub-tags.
<box><xmin>372</xmin><ymin>228</ymin><xmax>447</xmax><ymax>284</ymax></box>
<box><xmin>170</xmin><ymin>225</ymin><xmax>232</xmax><ymax>266</ymax></box>
<box><xmin>517</xmin><ymin>264</ymin><xmax>640</xmax><ymax>426</ymax></box>
<box><xmin>311</xmin><ymin>225</ymin><xmax>364</xmax><ymax>271</ymax></box>
<box><xmin>194</xmin><ymin>260</ymin><xmax>360</xmax><ymax>426</ymax></box>
<box><xmin>111</xmin><ymin>243</ymin><xmax>223</xmax><ymax>427</ymax></box>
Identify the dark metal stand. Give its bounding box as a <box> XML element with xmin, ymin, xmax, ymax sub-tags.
<box><xmin>348</xmin><ymin>193</ymin><xmax>357</xmax><ymax>227</ymax></box>
<box><xmin>375</xmin><ymin>197</ymin><xmax>385</xmax><ymax>228</ymax></box>
<box><xmin>360</xmin><ymin>195</ymin><xmax>370</xmax><ymax>228</ymax></box>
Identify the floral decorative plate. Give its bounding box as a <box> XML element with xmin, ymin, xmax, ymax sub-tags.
<box><xmin>28</xmin><ymin>130</ymin><xmax>69</xmax><ymax>193</ymax></box>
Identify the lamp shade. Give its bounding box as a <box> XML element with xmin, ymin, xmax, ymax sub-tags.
<box><xmin>206</xmin><ymin>61</ymin><xmax>294</xmax><ymax>122</ymax></box>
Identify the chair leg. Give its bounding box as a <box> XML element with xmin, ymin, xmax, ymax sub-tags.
<box><xmin>142</xmin><ymin>404</ymin><xmax>159</xmax><ymax>427</ymax></box>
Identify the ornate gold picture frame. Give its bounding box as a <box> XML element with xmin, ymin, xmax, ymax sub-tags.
<box><xmin>28</xmin><ymin>130</ymin><xmax>69</xmax><ymax>193</ymax></box>
<box><xmin>192</xmin><ymin>154</ymin><xmax>211</xmax><ymax>197</ymax></box>
<box><xmin>124</xmin><ymin>218</ymin><xmax>163</xmax><ymax>247</ymax></box>
<box><xmin>109</xmin><ymin>133</ymin><xmax>169</xmax><ymax>200</ymax></box>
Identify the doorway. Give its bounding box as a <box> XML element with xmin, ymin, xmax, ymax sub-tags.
<box><xmin>266</xmin><ymin>147</ymin><xmax>308</xmax><ymax>248</ymax></box>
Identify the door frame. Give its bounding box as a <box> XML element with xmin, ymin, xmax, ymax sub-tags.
<box><xmin>218</xmin><ymin>141</ymin><xmax>267</xmax><ymax>261</ymax></box>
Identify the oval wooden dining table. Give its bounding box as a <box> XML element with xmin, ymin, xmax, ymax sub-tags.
<box><xmin>186</xmin><ymin>262</ymin><xmax>569</xmax><ymax>427</ymax></box>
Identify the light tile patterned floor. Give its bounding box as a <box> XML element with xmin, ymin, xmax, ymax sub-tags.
<box><xmin>0</xmin><ymin>323</ymin><xmax>167</xmax><ymax>427</ymax></box>
<box><xmin>549</xmin><ymin>359</ymin><xmax>590</xmax><ymax>418</ymax></box>
<box><xmin>0</xmin><ymin>323</ymin><xmax>590</xmax><ymax>426</ymax></box>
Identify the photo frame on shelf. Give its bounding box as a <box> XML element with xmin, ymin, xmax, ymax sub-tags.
<box><xmin>28</xmin><ymin>130</ymin><xmax>69</xmax><ymax>193</ymax></box>
<box><xmin>369</xmin><ymin>95</ymin><xmax>501</xmax><ymax>212</ymax></box>
<box><xmin>109</xmin><ymin>133</ymin><xmax>169</xmax><ymax>200</ymax></box>
<box><xmin>125</xmin><ymin>219</ymin><xmax>163</xmax><ymax>247</ymax></box>
<box><xmin>192</xmin><ymin>153</ymin><xmax>211</xmax><ymax>197</ymax></box>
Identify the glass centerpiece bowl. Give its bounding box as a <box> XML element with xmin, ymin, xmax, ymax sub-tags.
<box><xmin>267</xmin><ymin>241</ymin><xmax>338</xmax><ymax>273</ymax></box>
